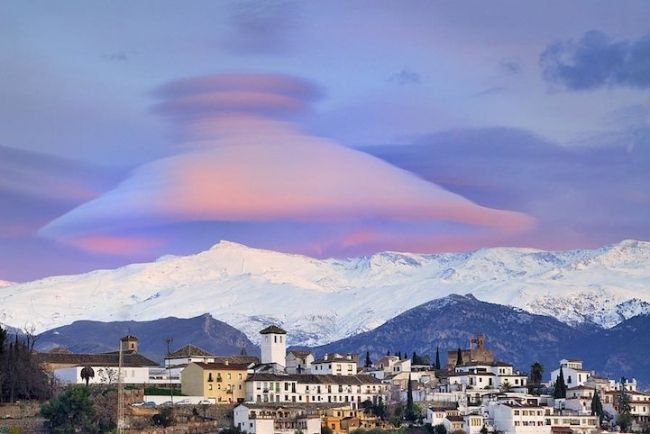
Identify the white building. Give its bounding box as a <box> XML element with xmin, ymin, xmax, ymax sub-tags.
<box><xmin>312</xmin><ymin>353</ymin><xmax>358</xmax><ymax>376</ymax></box>
<box><xmin>245</xmin><ymin>373</ymin><xmax>387</xmax><ymax>410</ymax></box>
<box><xmin>449</xmin><ymin>361</ymin><xmax>528</xmax><ymax>391</ymax></box>
<box><xmin>54</xmin><ymin>364</ymin><xmax>151</xmax><ymax>385</ymax></box>
<box><xmin>551</xmin><ymin>359</ymin><xmax>594</xmax><ymax>388</ymax></box>
<box><xmin>234</xmin><ymin>403</ymin><xmax>321</xmax><ymax>434</ymax></box>
<box><xmin>488</xmin><ymin>401</ymin><xmax>551</xmax><ymax>434</ymax></box>
<box><xmin>260</xmin><ymin>325</ymin><xmax>287</xmax><ymax>368</ymax></box>
<box><xmin>286</xmin><ymin>350</ymin><xmax>314</xmax><ymax>374</ymax></box>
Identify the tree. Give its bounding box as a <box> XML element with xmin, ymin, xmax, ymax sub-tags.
<box><xmin>321</xmin><ymin>426</ymin><xmax>333</xmax><ymax>434</ymax></box>
<box><xmin>432</xmin><ymin>424</ymin><xmax>447</xmax><ymax>434</ymax></box>
<box><xmin>500</xmin><ymin>380</ymin><xmax>512</xmax><ymax>393</ymax></box>
<box><xmin>365</xmin><ymin>351</ymin><xmax>372</xmax><ymax>368</ymax></box>
<box><xmin>0</xmin><ymin>327</ymin><xmax>51</xmax><ymax>402</ymax></box>
<box><xmin>456</xmin><ymin>348</ymin><xmax>463</xmax><ymax>366</ymax></box>
<box><xmin>412</xmin><ymin>351</ymin><xmax>418</xmax><ymax>364</ymax></box>
<box><xmin>80</xmin><ymin>366</ymin><xmax>95</xmax><ymax>386</ymax></box>
<box><xmin>434</xmin><ymin>346</ymin><xmax>441</xmax><ymax>370</ymax></box>
<box><xmin>41</xmin><ymin>386</ymin><xmax>97</xmax><ymax>433</ymax></box>
<box><xmin>529</xmin><ymin>362</ymin><xmax>544</xmax><ymax>394</ymax></box>
<box><xmin>480</xmin><ymin>425</ymin><xmax>488</xmax><ymax>434</ymax></box>
<box><xmin>617</xmin><ymin>378</ymin><xmax>632</xmax><ymax>432</ymax></box>
<box><xmin>553</xmin><ymin>367</ymin><xmax>567</xmax><ymax>399</ymax></box>
<box><xmin>405</xmin><ymin>374</ymin><xmax>417</xmax><ymax>422</ymax></box>
<box><xmin>591</xmin><ymin>388</ymin><xmax>604</xmax><ymax>426</ymax></box>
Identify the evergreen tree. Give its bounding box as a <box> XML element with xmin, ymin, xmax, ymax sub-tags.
<box><xmin>397</xmin><ymin>351</ymin><xmax>401</xmax><ymax>359</ymax></box>
<box><xmin>617</xmin><ymin>378</ymin><xmax>632</xmax><ymax>432</ymax></box>
<box><xmin>412</xmin><ymin>351</ymin><xmax>418</xmax><ymax>364</ymax></box>
<box><xmin>365</xmin><ymin>351</ymin><xmax>372</xmax><ymax>368</ymax></box>
<box><xmin>590</xmin><ymin>388</ymin><xmax>604</xmax><ymax>425</ymax></box>
<box><xmin>387</xmin><ymin>350</ymin><xmax>391</xmax><ymax>356</ymax></box>
<box><xmin>456</xmin><ymin>348</ymin><xmax>463</xmax><ymax>366</ymax></box>
<box><xmin>41</xmin><ymin>386</ymin><xmax>97</xmax><ymax>433</ymax></box>
<box><xmin>553</xmin><ymin>367</ymin><xmax>567</xmax><ymax>399</ymax></box>
<box><xmin>405</xmin><ymin>374</ymin><xmax>417</xmax><ymax>422</ymax></box>
<box><xmin>434</xmin><ymin>346</ymin><xmax>441</xmax><ymax>370</ymax></box>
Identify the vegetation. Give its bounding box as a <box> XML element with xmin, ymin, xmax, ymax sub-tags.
<box><xmin>590</xmin><ymin>388</ymin><xmax>604</xmax><ymax>425</ymax></box>
<box><xmin>500</xmin><ymin>380</ymin><xmax>512</xmax><ymax>393</ymax></box>
<box><xmin>321</xmin><ymin>426</ymin><xmax>333</xmax><ymax>434</ymax></box>
<box><xmin>0</xmin><ymin>326</ymin><xmax>52</xmax><ymax>402</ymax></box>
<box><xmin>529</xmin><ymin>362</ymin><xmax>544</xmax><ymax>394</ymax></box>
<box><xmin>144</xmin><ymin>386</ymin><xmax>185</xmax><ymax>396</ymax></box>
<box><xmin>434</xmin><ymin>347</ymin><xmax>441</xmax><ymax>370</ymax></box>
<box><xmin>152</xmin><ymin>406</ymin><xmax>174</xmax><ymax>428</ymax></box>
<box><xmin>616</xmin><ymin>378</ymin><xmax>633</xmax><ymax>432</ymax></box>
<box><xmin>80</xmin><ymin>366</ymin><xmax>95</xmax><ymax>386</ymax></box>
<box><xmin>365</xmin><ymin>351</ymin><xmax>372</xmax><ymax>368</ymax></box>
<box><xmin>455</xmin><ymin>348</ymin><xmax>463</xmax><ymax>366</ymax></box>
<box><xmin>405</xmin><ymin>375</ymin><xmax>418</xmax><ymax>422</ymax></box>
<box><xmin>41</xmin><ymin>385</ymin><xmax>118</xmax><ymax>433</ymax></box>
<box><xmin>553</xmin><ymin>367</ymin><xmax>567</xmax><ymax>399</ymax></box>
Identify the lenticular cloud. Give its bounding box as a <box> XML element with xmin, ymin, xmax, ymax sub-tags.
<box><xmin>40</xmin><ymin>73</ymin><xmax>534</xmax><ymax>254</ymax></box>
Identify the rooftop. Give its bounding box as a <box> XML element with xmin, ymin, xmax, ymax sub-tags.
<box><xmin>260</xmin><ymin>325</ymin><xmax>287</xmax><ymax>335</ymax></box>
<box><xmin>35</xmin><ymin>351</ymin><xmax>158</xmax><ymax>368</ymax></box>
<box><xmin>166</xmin><ymin>344</ymin><xmax>214</xmax><ymax>358</ymax></box>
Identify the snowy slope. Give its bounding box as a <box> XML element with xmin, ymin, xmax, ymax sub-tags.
<box><xmin>0</xmin><ymin>240</ymin><xmax>648</xmax><ymax>345</ymax></box>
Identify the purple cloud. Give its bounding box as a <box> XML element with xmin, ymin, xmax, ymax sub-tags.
<box><xmin>541</xmin><ymin>30</ymin><xmax>650</xmax><ymax>90</ymax></box>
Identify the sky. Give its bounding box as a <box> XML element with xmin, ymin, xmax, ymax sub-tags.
<box><xmin>1</xmin><ymin>1</ymin><xmax>649</xmax><ymax>281</ymax></box>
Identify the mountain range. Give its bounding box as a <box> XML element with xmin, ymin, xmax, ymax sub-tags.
<box><xmin>1</xmin><ymin>239</ymin><xmax>649</xmax><ymax>348</ymax></box>
<box><xmin>34</xmin><ymin>313</ymin><xmax>258</xmax><ymax>364</ymax></box>
<box><xmin>314</xmin><ymin>294</ymin><xmax>650</xmax><ymax>386</ymax></box>
<box><xmin>29</xmin><ymin>294</ymin><xmax>650</xmax><ymax>387</ymax></box>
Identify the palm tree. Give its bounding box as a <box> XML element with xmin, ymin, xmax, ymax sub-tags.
<box><xmin>80</xmin><ymin>366</ymin><xmax>95</xmax><ymax>386</ymax></box>
<box><xmin>529</xmin><ymin>362</ymin><xmax>544</xmax><ymax>394</ymax></box>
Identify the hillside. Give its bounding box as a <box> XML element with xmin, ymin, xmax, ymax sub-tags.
<box><xmin>34</xmin><ymin>313</ymin><xmax>258</xmax><ymax>363</ymax></box>
<box><xmin>314</xmin><ymin>294</ymin><xmax>650</xmax><ymax>386</ymax></box>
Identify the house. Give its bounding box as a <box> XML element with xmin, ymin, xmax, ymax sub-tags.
<box><xmin>234</xmin><ymin>403</ymin><xmax>321</xmax><ymax>434</ymax></box>
<box><xmin>449</xmin><ymin>361</ymin><xmax>528</xmax><ymax>391</ymax></box>
<box><xmin>312</xmin><ymin>353</ymin><xmax>358</xmax><ymax>376</ymax></box>
<box><xmin>286</xmin><ymin>350</ymin><xmax>314</xmax><ymax>374</ymax></box>
<box><xmin>487</xmin><ymin>401</ymin><xmax>551</xmax><ymax>434</ymax></box>
<box><xmin>245</xmin><ymin>373</ymin><xmax>387</xmax><ymax>409</ymax></box>
<box><xmin>550</xmin><ymin>359</ymin><xmax>594</xmax><ymax>388</ymax></box>
<box><xmin>36</xmin><ymin>335</ymin><xmax>158</xmax><ymax>385</ymax></box>
<box><xmin>181</xmin><ymin>361</ymin><xmax>253</xmax><ymax>403</ymax></box>
<box><xmin>426</xmin><ymin>405</ymin><xmax>460</xmax><ymax>426</ymax></box>
<box><xmin>369</xmin><ymin>355</ymin><xmax>411</xmax><ymax>379</ymax></box>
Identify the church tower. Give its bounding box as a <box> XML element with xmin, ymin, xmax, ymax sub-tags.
<box><xmin>260</xmin><ymin>325</ymin><xmax>287</xmax><ymax>367</ymax></box>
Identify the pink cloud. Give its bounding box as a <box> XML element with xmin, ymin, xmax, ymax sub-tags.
<box><xmin>67</xmin><ymin>235</ymin><xmax>162</xmax><ymax>256</ymax></box>
<box><xmin>39</xmin><ymin>73</ymin><xmax>535</xmax><ymax>254</ymax></box>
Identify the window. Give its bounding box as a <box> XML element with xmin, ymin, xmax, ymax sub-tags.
<box><xmin>274</xmin><ymin>336</ymin><xmax>277</xmax><ymax>343</ymax></box>
<box><xmin>208</xmin><ymin>384</ymin><xmax>213</xmax><ymax>390</ymax></box>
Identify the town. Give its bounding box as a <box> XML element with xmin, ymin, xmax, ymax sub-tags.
<box><xmin>1</xmin><ymin>325</ymin><xmax>648</xmax><ymax>434</ymax></box>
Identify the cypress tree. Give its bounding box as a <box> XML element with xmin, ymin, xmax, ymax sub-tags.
<box><xmin>434</xmin><ymin>346</ymin><xmax>441</xmax><ymax>370</ymax></box>
<box><xmin>365</xmin><ymin>351</ymin><xmax>372</xmax><ymax>368</ymax></box>
<box><xmin>412</xmin><ymin>351</ymin><xmax>417</xmax><ymax>364</ymax></box>
<box><xmin>554</xmin><ymin>367</ymin><xmax>567</xmax><ymax>399</ymax></box>
<box><xmin>591</xmin><ymin>388</ymin><xmax>604</xmax><ymax>425</ymax></box>
<box><xmin>405</xmin><ymin>374</ymin><xmax>416</xmax><ymax>422</ymax></box>
<box><xmin>456</xmin><ymin>347</ymin><xmax>463</xmax><ymax>366</ymax></box>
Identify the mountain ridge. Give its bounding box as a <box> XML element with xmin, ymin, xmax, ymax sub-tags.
<box><xmin>0</xmin><ymin>239</ymin><xmax>648</xmax><ymax>346</ymax></box>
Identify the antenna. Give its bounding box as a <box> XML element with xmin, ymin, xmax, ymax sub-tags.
<box><xmin>117</xmin><ymin>338</ymin><xmax>124</xmax><ymax>433</ymax></box>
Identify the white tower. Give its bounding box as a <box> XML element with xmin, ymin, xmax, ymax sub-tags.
<box><xmin>260</xmin><ymin>325</ymin><xmax>287</xmax><ymax>367</ymax></box>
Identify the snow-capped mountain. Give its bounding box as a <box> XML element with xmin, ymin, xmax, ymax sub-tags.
<box><xmin>0</xmin><ymin>240</ymin><xmax>648</xmax><ymax>346</ymax></box>
<box><xmin>0</xmin><ymin>280</ymin><xmax>13</xmax><ymax>288</ymax></box>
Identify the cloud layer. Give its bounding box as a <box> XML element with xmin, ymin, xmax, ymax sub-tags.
<box><xmin>541</xmin><ymin>30</ymin><xmax>650</xmax><ymax>90</ymax></box>
<box><xmin>39</xmin><ymin>73</ymin><xmax>534</xmax><ymax>255</ymax></box>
